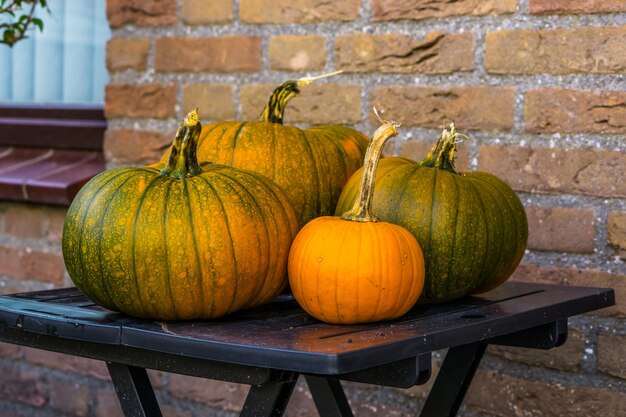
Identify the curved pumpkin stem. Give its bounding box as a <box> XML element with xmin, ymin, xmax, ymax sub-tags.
<box><xmin>259</xmin><ymin>70</ymin><xmax>343</xmax><ymax>124</ymax></box>
<box><xmin>161</xmin><ymin>109</ymin><xmax>203</xmax><ymax>179</ymax></box>
<box><xmin>341</xmin><ymin>108</ymin><xmax>400</xmax><ymax>223</ymax></box>
<box><xmin>420</xmin><ymin>122</ymin><xmax>467</xmax><ymax>174</ymax></box>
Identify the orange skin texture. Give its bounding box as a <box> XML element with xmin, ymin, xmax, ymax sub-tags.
<box><xmin>288</xmin><ymin>216</ymin><xmax>425</xmax><ymax>324</ymax></box>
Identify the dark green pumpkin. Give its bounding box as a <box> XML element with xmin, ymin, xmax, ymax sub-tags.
<box><xmin>336</xmin><ymin>124</ymin><xmax>528</xmax><ymax>303</ymax></box>
<box><xmin>63</xmin><ymin>110</ymin><xmax>298</xmax><ymax>320</ymax></box>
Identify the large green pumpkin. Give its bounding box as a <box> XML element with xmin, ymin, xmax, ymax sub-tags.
<box><xmin>161</xmin><ymin>74</ymin><xmax>369</xmax><ymax>228</ymax></box>
<box><xmin>63</xmin><ymin>110</ymin><xmax>298</xmax><ymax>320</ymax></box>
<box><xmin>336</xmin><ymin>124</ymin><xmax>528</xmax><ymax>303</ymax></box>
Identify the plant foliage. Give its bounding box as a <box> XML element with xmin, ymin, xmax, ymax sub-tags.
<box><xmin>0</xmin><ymin>0</ymin><xmax>48</xmax><ymax>47</ymax></box>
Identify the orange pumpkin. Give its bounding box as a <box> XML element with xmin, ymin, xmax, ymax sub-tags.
<box><xmin>288</xmin><ymin>112</ymin><xmax>425</xmax><ymax>324</ymax></box>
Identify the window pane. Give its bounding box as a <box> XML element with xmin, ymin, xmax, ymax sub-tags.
<box><xmin>0</xmin><ymin>0</ymin><xmax>111</xmax><ymax>105</ymax></box>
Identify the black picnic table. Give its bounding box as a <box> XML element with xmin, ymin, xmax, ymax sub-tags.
<box><xmin>0</xmin><ymin>281</ymin><xmax>615</xmax><ymax>417</ymax></box>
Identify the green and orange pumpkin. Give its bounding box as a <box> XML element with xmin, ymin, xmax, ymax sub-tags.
<box><xmin>336</xmin><ymin>123</ymin><xmax>528</xmax><ymax>303</ymax></box>
<box><xmin>161</xmin><ymin>72</ymin><xmax>369</xmax><ymax>228</ymax></box>
<box><xmin>63</xmin><ymin>110</ymin><xmax>298</xmax><ymax>320</ymax></box>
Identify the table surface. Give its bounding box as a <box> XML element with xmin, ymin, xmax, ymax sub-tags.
<box><xmin>0</xmin><ymin>282</ymin><xmax>614</xmax><ymax>375</ymax></box>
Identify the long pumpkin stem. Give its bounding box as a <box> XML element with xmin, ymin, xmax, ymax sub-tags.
<box><xmin>259</xmin><ymin>70</ymin><xmax>343</xmax><ymax>124</ymax></box>
<box><xmin>420</xmin><ymin>122</ymin><xmax>465</xmax><ymax>174</ymax></box>
<box><xmin>341</xmin><ymin>109</ymin><xmax>400</xmax><ymax>223</ymax></box>
<box><xmin>161</xmin><ymin>109</ymin><xmax>203</xmax><ymax>179</ymax></box>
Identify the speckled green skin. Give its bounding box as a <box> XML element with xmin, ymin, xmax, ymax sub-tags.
<box><xmin>62</xmin><ymin>163</ymin><xmax>298</xmax><ymax>320</ymax></box>
<box><xmin>336</xmin><ymin>157</ymin><xmax>528</xmax><ymax>303</ymax></box>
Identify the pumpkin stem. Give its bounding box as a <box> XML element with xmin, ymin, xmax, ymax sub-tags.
<box><xmin>259</xmin><ymin>70</ymin><xmax>343</xmax><ymax>124</ymax></box>
<box><xmin>160</xmin><ymin>109</ymin><xmax>203</xmax><ymax>179</ymax></box>
<box><xmin>419</xmin><ymin>122</ymin><xmax>466</xmax><ymax>174</ymax></box>
<box><xmin>341</xmin><ymin>107</ymin><xmax>400</xmax><ymax>223</ymax></box>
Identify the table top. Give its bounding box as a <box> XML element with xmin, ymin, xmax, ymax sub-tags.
<box><xmin>0</xmin><ymin>282</ymin><xmax>614</xmax><ymax>374</ymax></box>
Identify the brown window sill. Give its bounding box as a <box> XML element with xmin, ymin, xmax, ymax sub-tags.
<box><xmin>0</xmin><ymin>105</ymin><xmax>106</xmax><ymax>206</ymax></box>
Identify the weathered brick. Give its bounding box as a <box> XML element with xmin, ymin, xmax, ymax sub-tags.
<box><xmin>371</xmin><ymin>86</ymin><xmax>515</xmax><ymax>130</ymax></box>
<box><xmin>0</xmin><ymin>245</ymin><xmax>64</xmax><ymax>284</ymax></box>
<box><xmin>466</xmin><ymin>370</ymin><xmax>626</xmax><ymax>417</ymax></box>
<box><xmin>284</xmin><ymin>382</ymin><xmax>317</xmax><ymax>417</ymax></box>
<box><xmin>24</xmin><ymin>348</ymin><xmax>110</xmax><ymax>379</ymax></box>
<box><xmin>511</xmin><ymin>264</ymin><xmax>625</xmax><ymax>317</ymax></box>
<box><xmin>169</xmin><ymin>375</ymin><xmax>248</xmax><ymax>411</ymax></box>
<box><xmin>335</xmin><ymin>32</ymin><xmax>474</xmax><ymax>74</ymax></box>
<box><xmin>526</xmin><ymin>89</ymin><xmax>626</xmax><ymax>134</ymax></box>
<box><xmin>47</xmin><ymin>208</ymin><xmax>67</xmax><ymax>244</ymax></box>
<box><xmin>372</xmin><ymin>0</ymin><xmax>516</xmax><ymax>21</ymax></box>
<box><xmin>399</xmin><ymin>140</ymin><xmax>471</xmax><ymax>171</ymax></box>
<box><xmin>0</xmin><ymin>342</ymin><xmax>21</xmax><ymax>359</ymax></box>
<box><xmin>4</xmin><ymin>204</ymin><xmax>46</xmax><ymax>238</ymax></box>
<box><xmin>598</xmin><ymin>333</ymin><xmax>626</xmax><ymax>380</ymax></box>
<box><xmin>182</xmin><ymin>0</ymin><xmax>233</xmax><ymax>24</ymax></box>
<box><xmin>96</xmin><ymin>388</ymin><xmax>189</xmax><ymax>417</ymax></box>
<box><xmin>105</xmin><ymin>84</ymin><xmax>176</xmax><ymax>119</ymax></box>
<box><xmin>0</xmin><ymin>366</ymin><xmax>47</xmax><ymax>407</ymax></box>
<box><xmin>525</xmin><ymin>206</ymin><xmax>595</xmax><ymax>253</ymax></box>
<box><xmin>155</xmin><ymin>37</ymin><xmax>262</xmax><ymax>73</ymax></box>
<box><xmin>479</xmin><ymin>146</ymin><xmax>626</xmax><ymax>198</ymax></box>
<box><xmin>486</xmin><ymin>26</ymin><xmax>626</xmax><ymax>74</ymax></box>
<box><xmin>608</xmin><ymin>211</ymin><xmax>626</xmax><ymax>259</ymax></box>
<box><xmin>49</xmin><ymin>379</ymin><xmax>90</xmax><ymax>417</ymax></box>
<box><xmin>106</xmin><ymin>39</ymin><xmax>150</xmax><ymax>72</ymax></box>
<box><xmin>104</xmin><ymin>129</ymin><xmax>173</xmax><ymax>166</ymax></box>
<box><xmin>240</xmin><ymin>0</ymin><xmax>360</xmax><ymax>23</ymax></box>
<box><xmin>269</xmin><ymin>35</ymin><xmax>326</xmax><ymax>72</ymax></box>
<box><xmin>107</xmin><ymin>0</ymin><xmax>176</xmax><ymax>27</ymax></box>
<box><xmin>182</xmin><ymin>84</ymin><xmax>235</xmax><ymax>121</ymax></box>
<box><xmin>488</xmin><ymin>329</ymin><xmax>585</xmax><ymax>372</ymax></box>
<box><xmin>530</xmin><ymin>0</ymin><xmax>626</xmax><ymax>14</ymax></box>
<box><xmin>240</xmin><ymin>84</ymin><xmax>362</xmax><ymax>125</ymax></box>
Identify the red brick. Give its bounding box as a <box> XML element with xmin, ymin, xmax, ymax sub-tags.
<box><xmin>24</xmin><ymin>348</ymin><xmax>110</xmax><ymax>379</ymax></box>
<box><xmin>399</xmin><ymin>140</ymin><xmax>471</xmax><ymax>171</ymax></box>
<box><xmin>467</xmin><ymin>370</ymin><xmax>626</xmax><ymax>417</ymax></box>
<box><xmin>155</xmin><ymin>37</ymin><xmax>262</xmax><ymax>73</ymax></box>
<box><xmin>0</xmin><ymin>245</ymin><xmax>64</xmax><ymax>284</ymax></box>
<box><xmin>107</xmin><ymin>0</ymin><xmax>176</xmax><ymax>27</ymax></box>
<box><xmin>0</xmin><ymin>366</ymin><xmax>47</xmax><ymax>407</ymax></box>
<box><xmin>49</xmin><ymin>379</ymin><xmax>90</xmax><ymax>416</ymax></box>
<box><xmin>106</xmin><ymin>38</ymin><xmax>150</xmax><ymax>72</ymax></box>
<box><xmin>598</xmin><ymin>333</ymin><xmax>626</xmax><ymax>380</ymax></box>
<box><xmin>239</xmin><ymin>0</ymin><xmax>360</xmax><ymax>23</ymax></box>
<box><xmin>488</xmin><ymin>329</ymin><xmax>585</xmax><ymax>372</ymax></box>
<box><xmin>269</xmin><ymin>35</ymin><xmax>326</xmax><ymax>71</ymax></box>
<box><xmin>182</xmin><ymin>84</ymin><xmax>235</xmax><ymax>121</ymax></box>
<box><xmin>182</xmin><ymin>0</ymin><xmax>233</xmax><ymax>24</ymax></box>
<box><xmin>47</xmin><ymin>208</ymin><xmax>67</xmax><ymax>244</ymax></box>
<box><xmin>486</xmin><ymin>26</ymin><xmax>626</xmax><ymax>74</ymax></box>
<box><xmin>240</xmin><ymin>83</ymin><xmax>362</xmax><ymax>125</ymax></box>
<box><xmin>373</xmin><ymin>0</ymin><xmax>516</xmax><ymax>21</ymax></box>
<box><xmin>96</xmin><ymin>388</ymin><xmax>190</xmax><ymax>417</ymax></box>
<box><xmin>169</xmin><ymin>375</ymin><xmax>248</xmax><ymax>411</ymax></box>
<box><xmin>4</xmin><ymin>204</ymin><xmax>46</xmax><ymax>238</ymax></box>
<box><xmin>371</xmin><ymin>86</ymin><xmax>515</xmax><ymax>130</ymax></box>
<box><xmin>511</xmin><ymin>264</ymin><xmax>626</xmax><ymax>317</ymax></box>
<box><xmin>525</xmin><ymin>206</ymin><xmax>595</xmax><ymax>253</ymax></box>
<box><xmin>530</xmin><ymin>0</ymin><xmax>626</xmax><ymax>14</ymax></box>
<box><xmin>0</xmin><ymin>342</ymin><xmax>21</xmax><ymax>359</ymax></box>
<box><xmin>335</xmin><ymin>32</ymin><xmax>474</xmax><ymax>74</ymax></box>
<box><xmin>526</xmin><ymin>89</ymin><xmax>626</xmax><ymax>134</ymax></box>
<box><xmin>104</xmin><ymin>129</ymin><xmax>173</xmax><ymax>166</ymax></box>
<box><xmin>478</xmin><ymin>146</ymin><xmax>626</xmax><ymax>198</ymax></box>
<box><xmin>608</xmin><ymin>211</ymin><xmax>626</xmax><ymax>259</ymax></box>
<box><xmin>105</xmin><ymin>84</ymin><xmax>176</xmax><ymax>119</ymax></box>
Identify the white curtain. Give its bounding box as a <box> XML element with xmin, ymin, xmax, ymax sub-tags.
<box><xmin>0</xmin><ymin>0</ymin><xmax>110</xmax><ymax>104</ymax></box>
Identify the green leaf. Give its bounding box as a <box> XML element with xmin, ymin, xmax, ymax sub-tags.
<box><xmin>32</xmin><ymin>17</ymin><xmax>43</xmax><ymax>31</ymax></box>
<box><xmin>3</xmin><ymin>28</ymin><xmax>15</xmax><ymax>44</ymax></box>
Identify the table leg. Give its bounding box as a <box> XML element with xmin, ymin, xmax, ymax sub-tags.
<box><xmin>240</xmin><ymin>373</ymin><xmax>298</xmax><ymax>417</ymax></box>
<box><xmin>306</xmin><ymin>376</ymin><xmax>354</xmax><ymax>417</ymax></box>
<box><xmin>106</xmin><ymin>362</ymin><xmax>163</xmax><ymax>417</ymax></box>
<box><xmin>419</xmin><ymin>342</ymin><xmax>486</xmax><ymax>417</ymax></box>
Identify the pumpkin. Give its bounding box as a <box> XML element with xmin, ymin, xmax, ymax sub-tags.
<box><xmin>63</xmin><ymin>110</ymin><xmax>298</xmax><ymax>320</ymax></box>
<box><xmin>160</xmin><ymin>72</ymin><xmax>369</xmax><ymax>228</ymax></box>
<box><xmin>336</xmin><ymin>123</ymin><xmax>528</xmax><ymax>303</ymax></box>
<box><xmin>288</xmin><ymin>112</ymin><xmax>425</xmax><ymax>324</ymax></box>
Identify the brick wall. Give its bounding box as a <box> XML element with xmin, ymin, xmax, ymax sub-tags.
<box><xmin>1</xmin><ymin>0</ymin><xmax>625</xmax><ymax>416</ymax></box>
